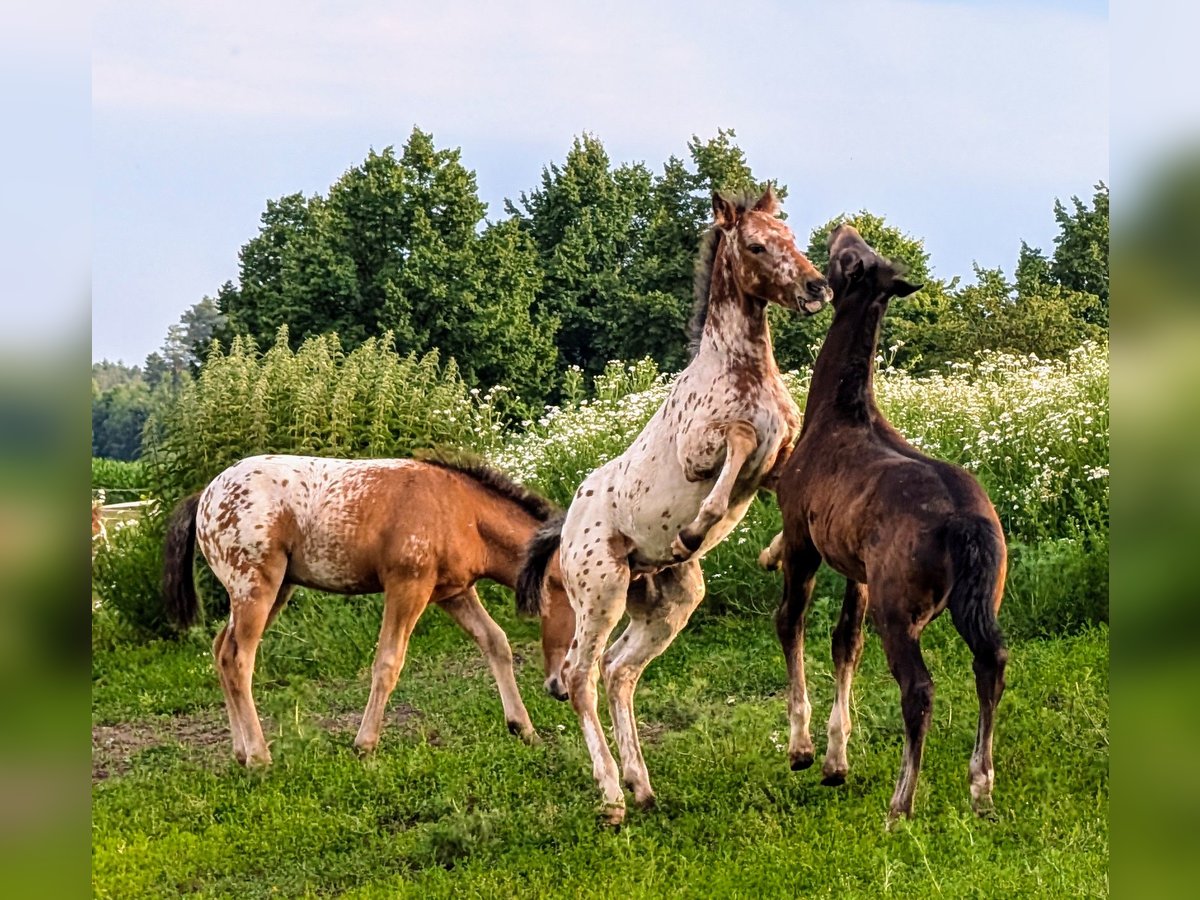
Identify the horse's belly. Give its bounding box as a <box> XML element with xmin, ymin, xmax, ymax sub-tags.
<box><xmin>284</xmin><ymin>515</ymin><xmax>382</xmax><ymax>593</ymax></box>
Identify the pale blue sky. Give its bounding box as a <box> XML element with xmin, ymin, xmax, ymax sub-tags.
<box><xmin>91</xmin><ymin>0</ymin><xmax>1108</xmax><ymax>364</ymax></box>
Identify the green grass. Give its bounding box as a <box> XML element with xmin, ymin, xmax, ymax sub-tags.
<box><xmin>92</xmin><ymin>591</ymin><xmax>1108</xmax><ymax>898</ymax></box>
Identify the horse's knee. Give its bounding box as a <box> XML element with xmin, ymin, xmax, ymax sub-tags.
<box><xmin>371</xmin><ymin>649</ymin><xmax>401</xmax><ymax>682</ymax></box>
<box><xmin>567</xmin><ymin>665</ymin><xmax>596</xmax><ymax>707</ymax></box>
<box><xmin>487</xmin><ymin>632</ymin><xmax>514</xmax><ymax>666</ymax></box>
<box><xmin>901</xmin><ymin>679</ymin><xmax>935</xmax><ymax>726</ymax></box>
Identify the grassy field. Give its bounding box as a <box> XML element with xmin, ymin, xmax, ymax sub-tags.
<box><xmin>92</xmin><ymin>586</ymin><xmax>1108</xmax><ymax>898</ymax></box>
<box><xmin>92</xmin><ymin>344</ymin><xmax>1108</xmax><ymax>895</ymax></box>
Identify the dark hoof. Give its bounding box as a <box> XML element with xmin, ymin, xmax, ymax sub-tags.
<box><xmin>821</xmin><ymin>771</ymin><xmax>846</xmax><ymax>787</ymax></box>
<box><xmin>973</xmin><ymin>803</ymin><xmax>998</xmax><ymax>822</ymax></box>
<box><xmin>634</xmin><ymin>793</ymin><xmax>657</xmax><ymax>812</ymax></box>
<box><xmin>790</xmin><ymin>751</ymin><xmax>815</xmax><ymax>771</ymax></box>
<box><xmin>548</xmin><ymin>687</ymin><xmax>569</xmax><ymax>702</ymax></box>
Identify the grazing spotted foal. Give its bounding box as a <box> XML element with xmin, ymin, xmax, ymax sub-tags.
<box><xmin>518</xmin><ymin>187</ymin><xmax>831</xmax><ymax>824</ymax></box>
<box><xmin>764</xmin><ymin>224</ymin><xmax>1008</xmax><ymax>820</ymax></box>
<box><xmin>163</xmin><ymin>454</ymin><xmax>575</xmax><ymax>766</ymax></box>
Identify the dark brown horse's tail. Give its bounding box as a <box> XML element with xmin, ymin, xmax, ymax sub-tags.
<box><xmin>163</xmin><ymin>492</ymin><xmax>202</xmax><ymax>631</ymax></box>
<box><xmin>945</xmin><ymin>516</ymin><xmax>1007</xmax><ymax>659</ymax></box>
<box><xmin>516</xmin><ymin>511</ymin><xmax>565</xmax><ymax>617</ymax></box>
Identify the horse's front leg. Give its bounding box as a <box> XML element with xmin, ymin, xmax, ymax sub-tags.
<box><xmin>672</xmin><ymin>420</ymin><xmax>759</xmax><ymax>561</ymax></box>
<box><xmin>758</xmin><ymin>437</ymin><xmax>794</xmax><ymax>493</ymax></box>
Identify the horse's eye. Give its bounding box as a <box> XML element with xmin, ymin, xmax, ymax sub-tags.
<box><xmin>748</xmin><ymin>244</ymin><xmax>766</xmax><ymax>255</ymax></box>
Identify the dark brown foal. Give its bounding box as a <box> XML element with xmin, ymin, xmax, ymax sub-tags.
<box><xmin>767</xmin><ymin>224</ymin><xmax>1008</xmax><ymax>821</ymax></box>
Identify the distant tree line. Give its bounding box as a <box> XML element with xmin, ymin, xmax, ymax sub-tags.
<box><xmin>92</xmin><ymin>127</ymin><xmax>1108</xmax><ymax>460</ymax></box>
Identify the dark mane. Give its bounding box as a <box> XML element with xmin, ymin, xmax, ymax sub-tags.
<box><xmin>416</xmin><ymin>450</ymin><xmax>560</xmax><ymax>522</ymax></box>
<box><xmin>687</xmin><ymin>227</ymin><xmax>722</xmax><ymax>358</ymax></box>
<box><xmin>687</xmin><ymin>189</ymin><xmax>764</xmax><ymax>358</ymax></box>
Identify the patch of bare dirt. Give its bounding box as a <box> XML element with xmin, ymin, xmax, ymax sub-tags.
<box><xmin>92</xmin><ymin>703</ymin><xmax>428</xmax><ymax>783</ymax></box>
<box><xmin>92</xmin><ymin>711</ymin><xmax>229</xmax><ymax>783</ymax></box>
<box><xmin>315</xmin><ymin>702</ymin><xmax>421</xmax><ymax>734</ymax></box>
<box><xmin>638</xmin><ymin>721</ymin><xmax>670</xmax><ymax>744</ymax></box>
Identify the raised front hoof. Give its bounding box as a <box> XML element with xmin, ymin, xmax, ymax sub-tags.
<box><xmin>758</xmin><ymin>533</ymin><xmax>784</xmax><ymax>571</ymax></box>
<box><xmin>789</xmin><ymin>750</ymin><xmax>815</xmax><ymax>771</ymax></box>
<box><xmin>544</xmin><ymin>681</ymin><xmax>570</xmax><ymax>702</ymax></box>
<box><xmin>670</xmin><ymin>530</ymin><xmax>703</xmax><ymax>563</ymax></box>
<box><xmin>599</xmin><ymin>802</ymin><xmax>627</xmax><ymax>829</ymax></box>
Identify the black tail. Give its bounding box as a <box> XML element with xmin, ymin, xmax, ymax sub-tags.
<box><xmin>163</xmin><ymin>493</ymin><xmax>202</xmax><ymax>631</ymax></box>
<box><xmin>945</xmin><ymin>516</ymin><xmax>1008</xmax><ymax>658</ymax></box>
<box><xmin>516</xmin><ymin>511</ymin><xmax>565</xmax><ymax>617</ymax></box>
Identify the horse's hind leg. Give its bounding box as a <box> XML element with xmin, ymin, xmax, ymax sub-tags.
<box><xmin>602</xmin><ymin>559</ymin><xmax>705</xmax><ymax>810</ymax></box>
<box><xmin>775</xmin><ymin>538</ymin><xmax>822</xmax><ymax>770</ymax></box>
<box><xmin>218</xmin><ymin>556</ymin><xmax>287</xmax><ymax>766</ymax></box>
<box><xmin>967</xmin><ymin>636</ymin><xmax>1007</xmax><ymax>815</ymax></box>
<box><xmin>823</xmin><ymin>579</ymin><xmax>869</xmax><ymax>785</ymax></box>
<box><xmin>212</xmin><ymin>622</ymin><xmax>245</xmax><ymax>764</ymax></box>
<box><xmin>561</xmin><ymin>554</ymin><xmax>630</xmax><ymax>825</ymax></box>
<box><xmin>354</xmin><ymin>574</ymin><xmax>433</xmax><ymax>754</ymax></box>
<box><xmin>438</xmin><ymin>587</ymin><xmax>536</xmax><ymax>743</ymax></box>
<box><xmin>879</xmin><ymin>612</ymin><xmax>935</xmax><ymax>821</ymax></box>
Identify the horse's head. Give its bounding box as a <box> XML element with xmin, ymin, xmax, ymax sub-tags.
<box><xmin>826</xmin><ymin>223</ymin><xmax>921</xmax><ymax>309</ymax></box>
<box><xmin>712</xmin><ymin>185</ymin><xmax>831</xmax><ymax>315</ymax></box>
<box><xmin>539</xmin><ymin>558</ymin><xmax>575</xmax><ymax>701</ymax></box>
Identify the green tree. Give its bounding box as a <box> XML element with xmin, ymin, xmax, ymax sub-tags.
<box><xmin>509</xmin><ymin>129</ymin><xmax>781</xmax><ymax>380</ymax></box>
<box><xmin>936</xmin><ymin>265</ymin><xmax>1103</xmax><ymax>361</ymax></box>
<box><xmin>92</xmin><ymin>379</ymin><xmax>157</xmax><ymax>460</ymax></box>
<box><xmin>1050</xmin><ymin>182</ymin><xmax>1108</xmax><ymax>315</ymax></box>
<box><xmin>771</xmin><ymin>211</ymin><xmax>951</xmax><ymax>370</ymax></box>
<box><xmin>215</xmin><ymin>128</ymin><xmax>556</xmax><ymax>409</ymax></box>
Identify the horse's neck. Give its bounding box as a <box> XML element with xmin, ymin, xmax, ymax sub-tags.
<box><xmin>699</xmin><ymin>251</ymin><xmax>777</xmax><ymax>374</ymax></box>
<box><xmin>804</xmin><ymin>295</ymin><xmax>886</xmax><ymax>428</ymax></box>
<box><xmin>477</xmin><ymin>511</ymin><xmax>537</xmax><ymax>589</ymax></box>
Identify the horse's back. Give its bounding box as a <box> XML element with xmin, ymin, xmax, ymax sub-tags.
<box><xmin>197</xmin><ymin>454</ymin><xmax>429</xmax><ymax>594</ymax></box>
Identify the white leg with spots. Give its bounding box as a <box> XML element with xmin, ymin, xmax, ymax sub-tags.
<box><xmin>560</xmin><ymin>529</ymin><xmax>630</xmax><ymax>825</ymax></box>
<box><xmin>218</xmin><ymin>561</ymin><xmax>287</xmax><ymax>767</ymax></box>
<box><xmin>602</xmin><ymin>561</ymin><xmax>705</xmax><ymax>809</ymax></box>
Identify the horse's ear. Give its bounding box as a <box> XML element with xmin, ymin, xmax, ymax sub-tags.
<box><xmin>892</xmin><ymin>278</ymin><xmax>922</xmax><ymax>298</ymax></box>
<box><xmin>712</xmin><ymin>191</ymin><xmax>739</xmax><ymax>229</ymax></box>
<box><xmin>839</xmin><ymin>250</ymin><xmax>864</xmax><ymax>281</ymax></box>
<box><xmin>752</xmin><ymin>184</ymin><xmax>780</xmax><ymax>216</ymax></box>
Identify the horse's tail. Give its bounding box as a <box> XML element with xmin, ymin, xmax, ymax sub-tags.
<box><xmin>163</xmin><ymin>492</ymin><xmax>202</xmax><ymax>631</ymax></box>
<box><xmin>945</xmin><ymin>515</ymin><xmax>1008</xmax><ymax>661</ymax></box>
<box><xmin>516</xmin><ymin>511</ymin><xmax>565</xmax><ymax>617</ymax></box>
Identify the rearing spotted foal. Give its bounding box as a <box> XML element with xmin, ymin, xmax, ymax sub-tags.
<box><xmin>518</xmin><ymin>187</ymin><xmax>831</xmax><ymax>824</ymax></box>
<box><xmin>163</xmin><ymin>454</ymin><xmax>575</xmax><ymax>766</ymax></box>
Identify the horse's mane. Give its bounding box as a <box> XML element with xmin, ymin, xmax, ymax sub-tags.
<box><xmin>687</xmin><ymin>189</ymin><xmax>763</xmax><ymax>359</ymax></box>
<box><xmin>416</xmin><ymin>450</ymin><xmax>560</xmax><ymax>522</ymax></box>
<box><xmin>687</xmin><ymin>227</ymin><xmax>722</xmax><ymax>358</ymax></box>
